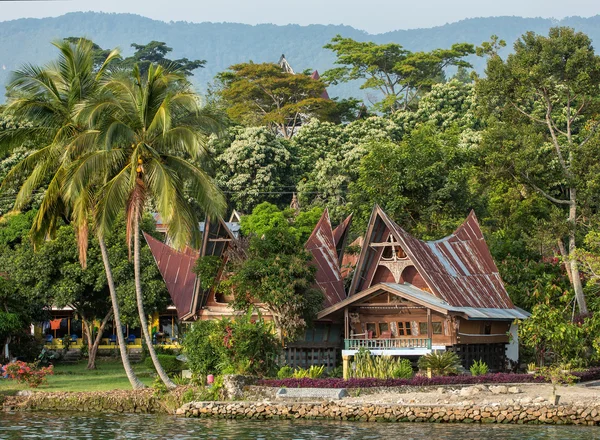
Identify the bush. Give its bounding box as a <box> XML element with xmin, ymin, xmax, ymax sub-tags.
<box><xmin>292</xmin><ymin>365</ymin><xmax>325</xmax><ymax>379</ymax></box>
<box><xmin>1</xmin><ymin>361</ymin><xmax>53</xmax><ymax>388</ymax></box>
<box><xmin>257</xmin><ymin>372</ymin><xmax>549</xmax><ymax>388</ymax></box>
<box><xmin>392</xmin><ymin>359</ymin><xmax>414</xmax><ymax>379</ymax></box>
<box><xmin>417</xmin><ymin>351</ymin><xmax>461</xmax><ymax>376</ymax></box>
<box><xmin>277</xmin><ymin>366</ymin><xmax>294</xmax><ymax>379</ymax></box>
<box><xmin>183</xmin><ymin>310</ymin><xmax>280</xmax><ymax>377</ymax></box>
<box><xmin>144</xmin><ymin>354</ymin><xmax>182</xmax><ymax>376</ymax></box>
<box><xmin>470</xmin><ymin>360</ymin><xmax>489</xmax><ymax>376</ymax></box>
<box><xmin>352</xmin><ymin>348</ymin><xmax>411</xmax><ymax>379</ymax></box>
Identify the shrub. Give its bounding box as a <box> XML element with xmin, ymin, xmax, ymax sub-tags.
<box><xmin>352</xmin><ymin>348</ymin><xmax>411</xmax><ymax>379</ymax></box>
<box><xmin>417</xmin><ymin>351</ymin><xmax>461</xmax><ymax>376</ymax></box>
<box><xmin>392</xmin><ymin>359</ymin><xmax>414</xmax><ymax>379</ymax></box>
<box><xmin>277</xmin><ymin>366</ymin><xmax>294</xmax><ymax>379</ymax></box>
<box><xmin>1</xmin><ymin>361</ymin><xmax>53</xmax><ymax>388</ymax></box>
<box><xmin>257</xmin><ymin>372</ymin><xmax>549</xmax><ymax>388</ymax></box>
<box><xmin>470</xmin><ymin>360</ymin><xmax>489</xmax><ymax>376</ymax></box>
<box><xmin>292</xmin><ymin>365</ymin><xmax>325</xmax><ymax>379</ymax></box>
<box><xmin>183</xmin><ymin>310</ymin><xmax>280</xmax><ymax>377</ymax></box>
<box><xmin>144</xmin><ymin>354</ymin><xmax>182</xmax><ymax>376</ymax></box>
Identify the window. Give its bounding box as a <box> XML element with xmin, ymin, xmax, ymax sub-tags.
<box><xmin>397</xmin><ymin>321</ymin><xmax>412</xmax><ymax>336</ymax></box>
<box><xmin>420</xmin><ymin>322</ymin><xmax>442</xmax><ymax>335</ymax></box>
<box><xmin>366</xmin><ymin>323</ymin><xmax>376</xmax><ymax>337</ymax></box>
<box><xmin>395</xmin><ymin>247</ymin><xmax>407</xmax><ymax>259</ymax></box>
<box><xmin>483</xmin><ymin>323</ymin><xmax>492</xmax><ymax>335</ymax></box>
<box><xmin>381</xmin><ymin>245</ymin><xmax>393</xmax><ymax>260</ymax></box>
<box><xmin>378</xmin><ymin>322</ymin><xmax>389</xmax><ymax>335</ymax></box>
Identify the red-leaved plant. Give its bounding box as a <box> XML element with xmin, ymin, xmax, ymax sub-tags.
<box><xmin>1</xmin><ymin>361</ymin><xmax>54</xmax><ymax>388</ymax></box>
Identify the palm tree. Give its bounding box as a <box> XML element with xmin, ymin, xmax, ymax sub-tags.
<box><xmin>73</xmin><ymin>64</ymin><xmax>226</xmax><ymax>388</ymax></box>
<box><xmin>0</xmin><ymin>39</ymin><xmax>145</xmax><ymax>388</ymax></box>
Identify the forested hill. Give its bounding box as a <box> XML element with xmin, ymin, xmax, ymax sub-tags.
<box><xmin>1</xmin><ymin>12</ymin><xmax>600</xmax><ymax>101</ymax></box>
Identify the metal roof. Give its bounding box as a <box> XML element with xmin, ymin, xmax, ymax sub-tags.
<box><xmin>144</xmin><ymin>232</ymin><xmax>199</xmax><ymax>320</ymax></box>
<box><xmin>317</xmin><ymin>282</ymin><xmax>529</xmax><ymax>321</ymax></box>
<box><xmin>382</xmin><ymin>283</ymin><xmax>529</xmax><ymax>320</ymax></box>
<box><xmin>350</xmin><ymin>206</ymin><xmax>515</xmax><ymax>310</ymax></box>
<box><xmin>305</xmin><ymin>209</ymin><xmax>346</xmax><ymax>308</ymax></box>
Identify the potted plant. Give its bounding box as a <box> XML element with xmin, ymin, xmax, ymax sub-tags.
<box><xmin>527</xmin><ymin>362</ymin><xmax>536</xmax><ymax>374</ymax></box>
<box><xmin>535</xmin><ymin>365</ymin><xmax>576</xmax><ymax>405</ymax></box>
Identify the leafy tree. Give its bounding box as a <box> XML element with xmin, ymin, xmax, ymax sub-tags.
<box><xmin>0</xmin><ymin>39</ymin><xmax>146</xmax><ymax>388</ymax></box>
<box><xmin>323</xmin><ymin>35</ymin><xmax>474</xmax><ymax>113</ymax></box>
<box><xmin>73</xmin><ymin>63</ymin><xmax>225</xmax><ymax>388</ymax></box>
<box><xmin>476</xmin><ymin>27</ymin><xmax>600</xmax><ymax>313</ymax></box>
<box><xmin>221</xmin><ymin>204</ymin><xmax>324</xmax><ymax>343</ymax></box>
<box><xmin>121</xmin><ymin>41</ymin><xmax>206</xmax><ymax>77</ymax></box>
<box><xmin>213</xmin><ymin>127</ymin><xmax>296</xmax><ymax>212</ymax></box>
<box><xmin>183</xmin><ymin>311</ymin><xmax>280</xmax><ymax>377</ymax></box>
<box><xmin>348</xmin><ymin>126</ymin><xmax>478</xmax><ymax>237</ymax></box>
<box><xmin>215</xmin><ymin>62</ymin><xmax>333</xmax><ymax>138</ymax></box>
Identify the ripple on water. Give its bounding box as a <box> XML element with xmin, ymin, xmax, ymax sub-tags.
<box><xmin>1</xmin><ymin>412</ymin><xmax>599</xmax><ymax>440</ymax></box>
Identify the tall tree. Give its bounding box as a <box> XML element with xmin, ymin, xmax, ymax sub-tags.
<box><xmin>0</xmin><ymin>39</ymin><xmax>145</xmax><ymax>388</ymax></box>
<box><xmin>477</xmin><ymin>27</ymin><xmax>600</xmax><ymax>313</ymax></box>
<box><xmin>323</xmin><ymin>35</ymin><xmax>474</xmax><ymax>113</ymax></box>
<box><xmin>215</xmin><ymin>62</ymin><xmax>333</xmax><ymax>139</ymax></box>
<box><xmin>73</xmin><ymin>63</ymin><xmax>225</xmax><ymax>388</ymax></box>
<box><xmin>121</xmin><ymin>41</ymin><xmax>205</xmax><ymax>77</ymax></box>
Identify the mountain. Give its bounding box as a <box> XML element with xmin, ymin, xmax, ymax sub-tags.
<box><xmin>1</xmin><ymin>12</ymin><xmax>600</xmax><ymax>102</ymax></box>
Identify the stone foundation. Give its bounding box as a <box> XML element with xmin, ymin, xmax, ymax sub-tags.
<box><xmin>177</xmin><ymin>401</ymin><xmax>600</xmax><ymax>425</ymax></box>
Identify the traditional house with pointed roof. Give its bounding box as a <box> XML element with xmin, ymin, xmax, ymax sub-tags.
<box><xmin>318</xmin><ymin>205</ymin><xmax>529</xmax><ymax>374</ymax></box>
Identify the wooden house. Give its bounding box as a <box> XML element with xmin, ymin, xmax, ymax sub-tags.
<box><xmin>317</xmin><ymin>206</ymin><xmax>529</xmax><ymax>374</ymax></box>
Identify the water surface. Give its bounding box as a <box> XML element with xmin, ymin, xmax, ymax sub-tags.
<box><xmin>1</xmin><ymin>412</ymin><xmax>599</xmax><ymax>439</ymax></box>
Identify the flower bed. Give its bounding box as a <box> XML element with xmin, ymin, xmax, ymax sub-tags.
<box><xmin>258</xmin><ymin>368</ymin><xmax>600</xmax><ymax>389</ymax></box>
<box><xmin>258</xmin><ymin>373</ymin><xmax>545</xmax><ymax>388</ymax></box>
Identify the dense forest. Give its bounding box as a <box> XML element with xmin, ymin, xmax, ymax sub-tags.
<box><xmin>1</xmin><ymin>12</ymin><xmax>600</xmax><ymax>102</ymax></box>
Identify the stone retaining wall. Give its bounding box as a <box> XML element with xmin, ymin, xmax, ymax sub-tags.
<box><xmin>2</xmin><ymin>388</ymin><xmax>186</xmax><ymax>414</ymax></box>
<box><xmin>177</xmin><ymin>401</ymin><xmax>600</xmax><ymax>425</ymax></box>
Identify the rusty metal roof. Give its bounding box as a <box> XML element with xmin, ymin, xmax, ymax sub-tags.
<box><xmin>305</xmin><ymin>209</ymin><xmax>346</xmax><ymax>308</ymax></box>
<box><xmin>332</xmin><ymin>213</ymin><xmax>353</xmax><ymax>265</ymax></box>
<box><xmin>349</xmin><ymin>206</ymin><xmax>516</xmax><ymax>310</ymax></box>
<box><xmin>388</xmin><ymin>209</ymin><xmax>514</xmax><ymax>309</ymax></box>
<box><xmin>144</xmin><ymin>232</ymin><xmax>199</xmax><ymax>320</ymax></box>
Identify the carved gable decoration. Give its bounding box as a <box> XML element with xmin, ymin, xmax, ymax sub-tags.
<box><xmin>348</xmin><ymin>205</ymin><xmax>514</xmax><ymax>310</ymax></box>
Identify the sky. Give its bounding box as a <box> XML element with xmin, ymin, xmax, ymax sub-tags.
<box><xmin>0</xmin><ymin>0</ymin><xmax>598</xmax><ymax>33</ymax></box>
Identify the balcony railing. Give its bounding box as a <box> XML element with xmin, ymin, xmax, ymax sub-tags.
<box><xmin>344</xmin><ymin>338</ymin><xmax>432</xmax><ymax>351</ymax></box>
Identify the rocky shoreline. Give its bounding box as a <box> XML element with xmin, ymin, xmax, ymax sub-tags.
<box><xmin>4</xmin><ymin>381</ymin><xmax>600</xmax><ymax>426</ymax></box>
<box><xmin>177</xmin><ymin>400</ymin><xmax>600</xmax><ymax>425</ymax></box>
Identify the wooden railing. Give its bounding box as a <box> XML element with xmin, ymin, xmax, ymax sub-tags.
<box><xmin>344</xmin><ymin>338</ymin><xmax>432</xmax><ymax>350</ymax></box>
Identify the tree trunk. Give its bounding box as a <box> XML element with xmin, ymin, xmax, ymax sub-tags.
<box><xmin>568</xmin><ymin>188</ymin><xmax>588</xmax><ymax>314</ymax></box>
<box><xmin>133</xmin><ymin>208</ymin><xmax>176</xmax><ymax>389</ymax></box>
<box><xmin>98</xmin><ymin>235</ymin><xmax>146</xmax><ymax>389</ymax></box>
<box><xmin>85</xmin><ymin>311</ymin><xmax>112</xmax><ymax>370</ymax></box>
<box><xmin>556</xmin><ymin>238</ymin><xmax>573</xmax><ymax>283</ymax></box>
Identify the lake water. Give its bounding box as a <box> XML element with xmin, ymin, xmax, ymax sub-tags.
<box><xmin>0</xmin><ymin>412</ymin><xmax>599</xmax><ymax>439</ymax></box>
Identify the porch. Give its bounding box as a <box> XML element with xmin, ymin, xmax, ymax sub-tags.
<box><xmin>342</xmin><ymin>337</ymin><xmax>444</xmax><ymax>356</ymax></box>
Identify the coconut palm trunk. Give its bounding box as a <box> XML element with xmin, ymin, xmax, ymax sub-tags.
<box><xmin>133</xmin><ymin>206</ymin><xmax>176</xmax><ymax>389</ymax></box>
<box><xmin>98</xmin><ymin>236</ymin><xmax>146</xmax><ymax>389</ymax></box>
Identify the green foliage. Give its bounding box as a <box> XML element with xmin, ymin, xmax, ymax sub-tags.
<box><xmin>183</xmin><ymin>311</ymin><xmax>280</xmax><ymax>377</ymax></box>
<box><xmin>517</xmin><ymin>296</ymin><xmax>600</xmax><ymax>365</ymax></box>
<box><xmin>470</xmin><ymin>360</ymin><xmax>489</xmax><ymax>376</ymax></box>
<box><xmin>215</xmin><ymin>62</ymin><xmax>333</xmax><ymax>138</ymax></box>
<box><xmin>291</xmin><ymin>365</ymin><xmax>325</xmax><ymax>379</ymax></box>
<box><xmin>121</xmin><ymin>41</ymin><xmax>205</xmax><ymax>76</ymax></box>
<box><xmin>145</xmin><ymin>355</ymin><xmax>183</xmax><ymax>376</ymax></box>
<box><xmin>392</xmin><ymin>359</ymin><xmax>415</xmax><ymax>379</ymax></box>
<box><xmin>212</xmin><ymin>127</ymin><xmax>296</xmax><ymax>212</ymax></box>
<box><xmin>417</xmin><ymin>351</ymin><xmax>461</xmax><ymax>376</ymax></box>
<box><xmin>277</xmin><ymin>366</ymin><xmax>294</xmax><ymax>379</ymax></box>
<box><xmin>194</xmin><ymin>256</ymin><xmax>222</xmax><ymax>291</ymax></box>
<box><xmin>351</xmin><ymin>348</ymin><xmax>412</xmax><ymax>379</ymax></box>
<box><xmin>323</xmin><ymin>35</ymin><xmax>474</xmax><ymax>113</ymax></box>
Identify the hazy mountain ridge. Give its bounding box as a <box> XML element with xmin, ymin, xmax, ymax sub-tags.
<box><xmin>1</xmin><ymin>12</ymin><xmax>600</xmax><ymax>102</ymax></box>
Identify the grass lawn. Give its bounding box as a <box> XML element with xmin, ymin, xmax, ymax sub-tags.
<box><xmin>0</xmin><ymin>360</ymin><xmax>155</xmax><ymax>394</ymax></box>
